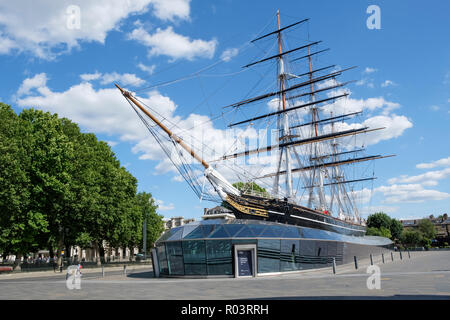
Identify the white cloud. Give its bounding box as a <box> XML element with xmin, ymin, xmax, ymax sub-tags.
<box><xmin>416</xmin><ymin>156</ymin><xmax>450</xmax><ymax>169</ymax></box>
<box><xmin>381</xmin><ymin>80</ymin><xmax>396</xmax><ymax>87</ymax></box>
<box><xmin>156</xmin><ymin>199</ymin><xmax>175</xmax><ymax>211</ymax></box>
<box><xmin>14</xmin><ymin>73</ymin><xmax>259</xmax><ymax>193</ymax></box>
<box><xmin>220</xmin><ymin>48</ymin><xmax>239</xmax><ymax>62</ymax></box>
<box><xmin>106</xmin><ymin>140</ymin><xmax>118</xmax><ymax>147</ymax></box>
<box><xmin>79</xmin><ymin>72</ymin><xmax>145</xmax><ymax>87</ymax></box>
<box><xmin>14</xmin><ymin>72</ymin><xmax>415</xmax><ymax>201</ymax></box>
<box><xmin>100</xmin><ymin>72</ymin><xmax>145</xmax><ymax>87</ymax></box>
<box><xmin>359</xmin><ymin>205</ymin><xmax>399</xmax><ymax>217</ymax></box>
<box><xmin>16</xmin><ymin>73</ymin><xmax>48</xmax><ymax>96</ymax></box>
<box><xmin>355</xmin><ymin>78</ymin><xmax>374</xmax><ymax>88</ymax></box>
<box><xmin>375</xmin><ymin>184</ymin><xmax>450</xmax><ymax>203</ymax></box>
<box><xmin>387</xmin><ymin>168</ymin><xmax>450</xmax><ymax>186</ymax></box>
<box><xmin>321</xmin><ymin>92</ymin><xmax>401</xmax><ymax>116</ymax></box>
<box><xmin>80</xmin><ymin>72</ymin><xmax>102</xmax><ymax>82</ymax></box>
<box><xmin>128</xmin><ymin>26</ymin><xmax>218</xmax><ymax>61</ymax></box>
<box><xmin>364</xmin><ymin>67</ymin><xmax>377</xmax><ymax>74</ymax></box>
<box><xmin>0</xmin><ymin>0</ymin><xmax>193</xmax><ymax>59</ymax></box>
<box><xmin>149</xmin><ymin>0</ymin><xmax>191</xmax><ymax>21</ymax></box>
<box><xmin>137</xmin><ymin>63</ymin><xmax>156</xmax><ymax>75</ymax></box>
<box><xmin>0</xmin><ymin>0</ymin><xmax>154</xmax><ymax>59</ymax></box>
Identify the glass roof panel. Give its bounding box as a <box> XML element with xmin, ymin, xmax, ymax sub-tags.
<box><xmin>222</xmin><ymin>224</ymin><xmax>244</xmax><ymax>237</ymax></box>
<box><xmin>234</xmin><ymin>225</ymin><xmax>256</xmax><ymax>238</ymax></box>
<box><xmin>207</xmin><ymin>225</ymin><xmax>231</xmax><ymax>238</ymax></box>
<box><xmin>183</xmin><ymin>226</ymin><xmax>205</xmax><ymax>239</ymax></box>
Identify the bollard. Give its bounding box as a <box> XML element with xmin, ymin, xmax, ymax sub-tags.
<box><xmin>382</xmin><ymin>253</ymin><xmax>385</xmax><ymax>264</ymax></box>
<box><xmin>123</xmin><ymin>265</ymin><xmax>127</xmax><ymax>275</ymax></box>
<box><xmin>332</xmin><ymin>257</ymin><xmax>336</xmax><ymax>274</ymax></box>
<box><xmin>354</xmin><ymin>256</ymin><xmax>358</xmax><ymax>270</ymax></box>
<box><xmin>391</xmin><ymin>252</ymin><xmax>394</xmax><ymax>262</ymax></box>
<box><xmin>408</xmin><ymin>250</ymin><xmax>411</xmax><ymax>259</ymax></box>
<box><xmin>102</xmin><ymin>265</ymin><xmax>105</xmax><ymax>277</ymax></box>
<box><xmin>370</xmin><ymin>254</ymin><xmax>373</xmax><ymax>266</ymax></box>
<box><xmin>399</xmin><ymin>250</ymin><xmax>403</xmax><ymax>260</ymax></box>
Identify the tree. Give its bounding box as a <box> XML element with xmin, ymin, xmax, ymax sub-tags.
<box><xmin>0</xmin><ymin>104</ymin><xmax>155</xmax><ymax>267</ymax></box>
<box><xmin>19</xmin><ymin>109</ymin><xmax>76</xmax><ymax>267</ymax></box>
<box><xmin>0</xmin><ymin>104</ymin><xmax>49</xmax><ymax>268</ymax></box>
<box><xmin>232</xmin><ymin>182</ymin><xmax>267</xmax><ymax>194</ymax></box>
<box><xmin>366</xmin><ymin>226</ymin><xmax>391</xmax><ymax>239</ymax></box>
<box><xmin>367</xmin><ymin>212</ymin><xmax>391</xmax><ymax>230</ymax></box>
<box><xmin>136</xmin><ymin>192</ymin><xmax>164</xmax><ymax>252</ymax></box>
<box><xmin>389</xmin><ymin>219</ymin><xmax>403</xmax><ymax>240</ymax></box>
<box><xmin>418</xmin><ymin>219</ymin><xmax>436</xmax><ymax>240</ymax></box>
<box><xmin>366</xmin><ymin>212</ymin><xmax>403</xmax><ymax>241</ymax></box>
<box><xmin>400</xmin><ymin>230</ymin><xmax>422</xmax><ymax>247</ymax></box>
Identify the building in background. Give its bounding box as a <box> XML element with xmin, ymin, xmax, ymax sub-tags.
<box><xmin>164</xmin><ymin>216</ymin><xmax>196</xmax><ymax>230</ymax></box>
<box><xmin>401</xmin><ymin>214</ymin><xmax>450</xmax><ymax>244</ymax></box>
<box><xmin>202</xmin><ymin>206</ymin><xmax>235</xmax><ymax>221</ymax></box>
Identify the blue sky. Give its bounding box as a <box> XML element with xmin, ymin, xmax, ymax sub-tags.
<box><xmin>1</xmin><ymin>0</ymin><xmax>449</xmax><ymax>221</ymax></box>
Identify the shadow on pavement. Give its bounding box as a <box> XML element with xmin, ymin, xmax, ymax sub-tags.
<box><xmin>127</xmin><ymin>270</ymin><xmax>155</xmax><ymax>279</ymax></box>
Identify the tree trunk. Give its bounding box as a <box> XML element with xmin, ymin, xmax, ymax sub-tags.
<box><xmin>13</xmin><ymin>253</ymin><xmax>22</xmax><ymax>271</ymax></box>
<box><xmin>56</xmin><ymin>237</ymin><xmax>64</xmax><ymax>268</ymax></box>
<box><xmin>95</xmin><ymin>242</ymin><xmax>102</xmax><ymax>266</ymax></box>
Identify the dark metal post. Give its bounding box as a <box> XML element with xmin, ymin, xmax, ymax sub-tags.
<box><xmin>382</xmin><ymin>253</ymin><xmax>385</xmax><ymax>264</ymax></box>
<box><xmin>354</xmin><ymin>256</ymin><xmax>358</xmax><ymax>269</ymax></box>
<box><xmin>399</xmin><ymin>250</ymin><xmax>403</xmax><ymax>260</ymax></box>
<box><xmin>370</xmin><ymin>254</ymin><xmax>373</xmax><ymax>266</ymax></box>
<box><xmin>408</xmin><ymin>250</ymin><xmax>411</xmax><ymax>259</ymax></box>
<box><xmin>391</xmin><ymin>252</ymin><xmax>394</xmax><ymax>262</ymax></box>
<box><xmin>143</xmin><ymin>216</ymin><xmax>147</xmax><ymax>260</ymax></box>
<box><xmin>332</xmin><ymin>257</ymin><xmax>336</xmax><ymax>274</ymax></box>
<box><xmin>102</xmin><ymin>265</ymin><xmax>105</xmax><ymax>277</ymax></box>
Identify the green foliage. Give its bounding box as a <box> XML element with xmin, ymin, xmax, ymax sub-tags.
<box><xmin>136</xmin><ymin>192</ymin><xmax>164</xmax><ymax>250</ymax></box>
<box><xmin>389</xmin><ymin>219</ymin><xmax>403</xmax><ymax>240</ymax></box>
<box><xmin>0</xmin><ymin>104</ymin><xmax>161</xmax><ymax>261</ymax></box>
<box><xmin>0</xmin><ymin>103</ymin><xmax>47</xmax><ymax>255</ymax></box>
<box><xmin>417</xmin><ymin>219</ymin><xmax>436</xmax><ymax>239</ymax></box>
<box><xmin>366</xmin><ymin>212</ymin><xmax>402</xmax><ymax>240</ymax></box>
<box><xmin>367</xmin><ymin>212</ymin><xmax>391</xmax><ymax>230</ymax></box>
<box><xmin>366</xmin><ymin>226</ymin><xmax>392</xmax><ymax>238</ymax></box>
<box><xmin>400</xmin><ymin>230</ymin><xmax>422</xmax><ymax>247</ymax></box>
<box><xmin>232</xmin><ymin>182</ymin><xmax>267</xmax><ymax>193</ymax></box>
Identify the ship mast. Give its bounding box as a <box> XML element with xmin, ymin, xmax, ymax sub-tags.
<box><xmin>115</xmin><ymin>84</ymin><xmax>240</xmax><ymax>200</ymax></box>
<box><xmin>276</xmin><ymin>10</ymin><xmax>294</xmax><ymax>200</ymax></box>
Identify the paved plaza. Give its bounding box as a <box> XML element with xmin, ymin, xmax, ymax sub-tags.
<box><xmin>0</xmin><ymin>250</ymin><xmax>449</xmax><ymax>300</ymax></box>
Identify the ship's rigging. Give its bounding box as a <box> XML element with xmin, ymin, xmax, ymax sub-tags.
<box><xmin>115</xmin><ymin>11</ymin><xmax>395</xmax><ymax>226</ymax></box>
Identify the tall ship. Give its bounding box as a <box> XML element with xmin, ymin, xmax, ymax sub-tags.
<box><xmin>116</xmin><ymin>11</ymin><xmax>394</xmax><ymax>238</ymax></box>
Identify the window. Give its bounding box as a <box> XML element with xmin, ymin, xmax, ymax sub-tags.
<box><xmin>257</xmin><ymin>239</ymin><xmax>280</xmax><ymax>273</ymax></box>
<box><xmin>206</xmin><ymin>240</ymin><xmax>232</xmax><ymax>275</ymax></box>
<box><xmin>280</xmin><ymin>240</ymin><xmax>299</xmax><ymax>271</ymax></box>
<box><xmin>182</xmin><ymin>240</ymin><xmax>207</xmax><ymax>275</ymax></box>
<box><xmin>166</xmin><ymin>242</ymin><xmax>184</xmax><ymax>275</ymax></box>
<box><xmin>156</xmin><ymin>243</ymin><xmax>168</xmax><ymax>275</ymax></box>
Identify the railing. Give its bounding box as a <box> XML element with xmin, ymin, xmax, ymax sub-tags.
<box><xmin>0</xmin><ymin>257</ymin><xmax>152</xmax><ymax>273</ymax></box>
<box><xmin>241</xmin><ymin>189</ymin><xmax>274</xmax><ymax>199</ymax></box>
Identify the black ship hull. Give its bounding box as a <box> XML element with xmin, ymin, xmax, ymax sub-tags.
<box><xmin>225</xmin><ymin>193</ymin><xmax>366</xmax><ymax>237</ymax></box>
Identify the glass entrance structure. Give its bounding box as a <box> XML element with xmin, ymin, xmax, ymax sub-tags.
<box><xmin>154</xmin><ymin>219</ymin><xmax>393</xmax><ymax>277</ymax></box>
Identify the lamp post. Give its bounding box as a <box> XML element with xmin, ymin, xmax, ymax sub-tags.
<box><xmin>143</xmin><ymin>215</ymin><xmax>147</xmax><ymax>260</ymax></box>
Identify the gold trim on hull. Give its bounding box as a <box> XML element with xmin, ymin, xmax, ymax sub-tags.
<box><xmin>226</xmin><ymin>196</ymin><xmax>269</xmax><ymax>218</ymax></box>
